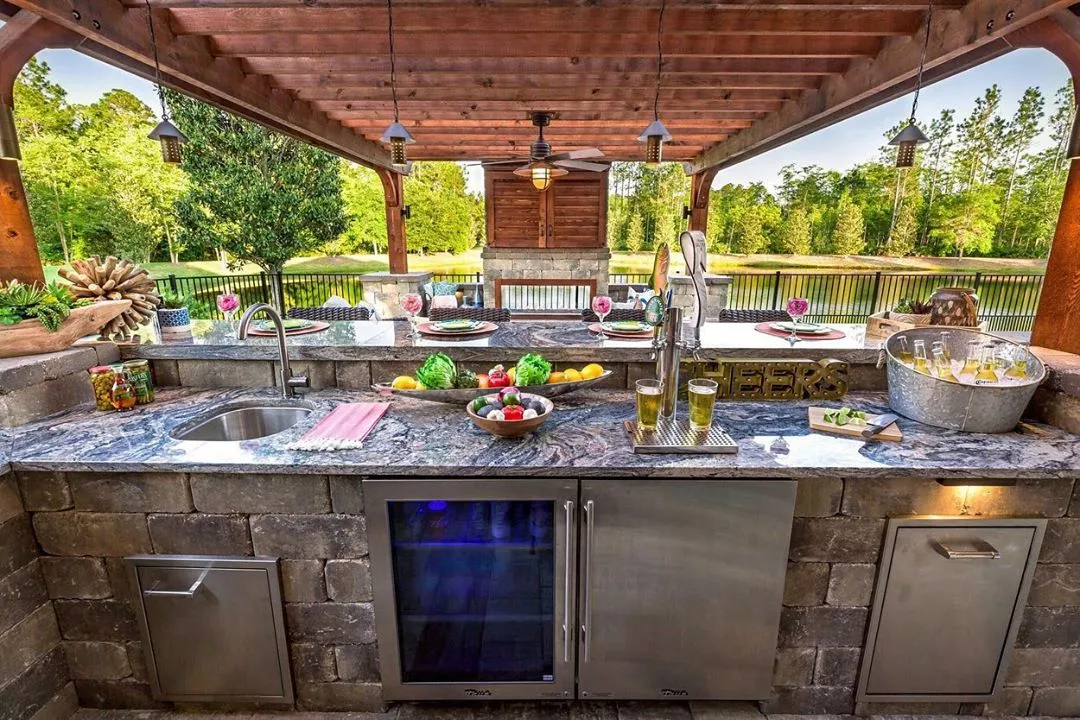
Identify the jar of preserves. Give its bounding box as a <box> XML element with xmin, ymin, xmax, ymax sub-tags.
<box><xmin>122</xmin><ymin>359</ymin><xmax>155</xmax><ymax>404</ymax></box>
<box><xmin>109</xmin><ymin>365</ymin><xmax>137</xmax><ymax>411</ymax></box>
<box><xmin>88</xmin><ymin>366</ymin><xmax>114</xmax><ymax>411</ymax></box>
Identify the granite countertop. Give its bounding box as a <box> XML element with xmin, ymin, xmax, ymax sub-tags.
<box><xmin>9</xmin><ymin>387</ymin><xmax>1079</xmax><ymax>480</ymax></box>
<box><xmin>116</xmin><ymin>320</ymin><xmax>886</xmax><ymax>364</ymax></box>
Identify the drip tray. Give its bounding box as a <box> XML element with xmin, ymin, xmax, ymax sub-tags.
<box><xmin>623</xmin><ymin>419</ymin><xmax>739</xmax><ymax>454</ymax></box>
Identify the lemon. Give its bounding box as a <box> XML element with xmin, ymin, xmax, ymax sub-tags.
<box><xmin>581</xmin><ymin>363</ymin><xmax>604</xmax><ymax>380</ymax></box>
<box><xmin>391</xmin><ymin>376</ymin><xmax>417</xmax><ymax>390</ymax></box>
<box><xmin>563</xmin><ymin>368</ymin><xmax>582</xmax><ymax>383</ymax></box>
<box><xmin>547</xmin><ymin>371</ymin><xmax>566</xmax><ymax>384</ymax></box>
<box><xmin>507</xmin><ymin>367</ymin><xmax>517</xmax><ymax>384</ymax></box>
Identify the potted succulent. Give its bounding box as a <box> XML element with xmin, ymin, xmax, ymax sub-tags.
<box><xmin>156</xmin><ymin>291</ymin><xmax>196</xmax><ymax>334</ymax></box>
<box><xmin>888</xmin><ymin>298</ymin><xmax>933</xmax><ymax>327</ymax></box>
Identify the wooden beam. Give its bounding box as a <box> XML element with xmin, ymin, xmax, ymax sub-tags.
<box><xmin>318</xmin><ymin>100</ymin><xmax>785</xmax><ymax>114</ymax></box>
<box><xmin>244</xmin><ymin>56</ymin><xmax>853</xmax><ymax>76</ymax></box>
<box><xmin>687</xmin><ymin>168</ymin><xmax>720</xmax><ymax>234</ymax></box>
<box><xmin>327</xmin><ymin>109</ymin><xmax>771</xmax><ymax>122</ymax></box>
<box><xmin>210</xmin><ymin>33</ymin><xmax>882</xmax><ymax>59</ymax></box>
<box><xmin>170</xmin><ymin>7</ymin><xmax>919</xmax><ymax>36</ymax></box>
<box><xmin>270</xmin><ymin>73</ymin><xmax>823</xmax><ymax>92</ymax></box>
<box><xmin>341</xmin><ymin>120</ymin><xmax>756</xmax><ymax>132</ymax></box>
<box><xmin>8</xmin><ymin>0</ymin><xmax>393</xmax><ymax>169</ymax></box>
<box><xmin>0</xmin><ymin>12</ymin><xmax>79</xmax><ymax>286</ymax></box>
<box><xmin>296</xmin><ymin>87</ymin><xmax>800</xmax><ymax>103</ymax></box>
<box><xmin>1031</xmin><ymin>156</ymin><xmax>1080</xmax><ymax>355</ymax></box>
<box><xmin>375</xmin><ymin>167</ymin><xmax>407</xmax><ymax>274</ymax></box>
<box><xmin>692</xmin><ymin>0</ymin><xmax>1071</xmax><ymax>172</ymax></box>
<box><xmin>135</xmin><ymin>0</ymin><xmax>967</xmax><ymax>9</ymax></box>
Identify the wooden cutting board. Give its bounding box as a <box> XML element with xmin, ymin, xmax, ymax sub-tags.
<box><xmin>808</xmin><ymin>407</ymin><xmax>903</xmax><ymax>441</ymax></box>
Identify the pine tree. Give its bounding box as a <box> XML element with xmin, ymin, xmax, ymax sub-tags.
<box><xmin>775</xmin><ymin>207</ymin><xmax>812</xmax><ymax>254</ymax></box>
<box><xmin>998</xmin><ymin>87</ymin><xmax>1045</xmax><ymax>248</ymax></box>
<box><xmin>832</xmin><ymin>193</ymin><xmax>866</xmax><ymax>255</ymax></box>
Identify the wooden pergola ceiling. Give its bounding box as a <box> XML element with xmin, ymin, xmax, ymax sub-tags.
<box><xmin>4</xmin><ymin>0</ymin><xmax>1076</xmax><ymax>170</ymax></box>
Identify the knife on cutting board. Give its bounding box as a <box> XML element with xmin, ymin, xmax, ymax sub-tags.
<box><xmin>861</xmin><ymin>413</ymin><xmax>901</xmax><ymax>439</ymax></box>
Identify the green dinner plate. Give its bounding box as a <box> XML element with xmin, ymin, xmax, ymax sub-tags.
<box><xmin>770</xmin><ymin>321</ymin><xmax>829</xmax><ymax>334</ymax></box>
<box><xmin>603</xmin><ymin>321</ymin><xmax>651</xmax><ymax>333</ymax></box>
<box><xmin>432</xmin><ymin>319</ymin><xmax>483</xmax><ymax>332</ymax></box>
<box><xmin>254</xmin><ymin>318</ymin><xmax>312</xmax><ymax>332</ymax></box>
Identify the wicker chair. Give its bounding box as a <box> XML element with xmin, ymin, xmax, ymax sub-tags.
<box><xmin>581</xmin><ymin>308</ymin><xmax>647</xmax><ymax>323</ymax></box>
<box><xmin>429</xmin><ymin>307</ymin><xmax>511</xmax><ymax>323</ymax></box>
<box><xmin>287</xmin><ymin>306</ymin><xmax>371</xmax><ymax>322</ymax></box>
<box><xmin>717</xmin><ymin>309</ymin><xmax>791</xmax><ymax>323</ymax></box>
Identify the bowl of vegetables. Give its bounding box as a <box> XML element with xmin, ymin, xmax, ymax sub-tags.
<box><xmin>467</xmin><ymin>387</ymin><xmax>554</xmax><ymax>438</ymax></box>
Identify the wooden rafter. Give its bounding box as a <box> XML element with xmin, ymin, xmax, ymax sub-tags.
<box><xmin>127</xmin><ymin>0</ymin><xmax>968</xmax><ymax>9</ymax></box>
<box><xmin>692</xmin><ymin>0</ymin><xmax>1075</xmax><ymax>172</ymax></box>
<box><xmin>7</xmin><ymin>0</ymin><xmax>393</xmax><ymax>169</ymax></box>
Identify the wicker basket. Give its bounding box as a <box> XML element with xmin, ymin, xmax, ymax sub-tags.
<box><xmin>866</xmin><ymin>311</ymin><xmax>932</xmax><ymax>339</ymax></box>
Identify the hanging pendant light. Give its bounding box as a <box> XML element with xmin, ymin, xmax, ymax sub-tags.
<box><xmin>638</xmin><ymin>0</ymin><xmax>671</xmax><ymax>165</ymax></box>
<box><xmin>888</xmin><ymin>0</ymin><xmax>933</xmax><ymax>168</ymax></box>
<box><xmin>514</xmin><ymin>160</ymin><xmax>568</xmax><ymax>192</ymax></box>
<box><xmin>381</xmin><ymin>0</ymin><xmax>414</xmax><ymax>169</ymax></box>
<box><xmin>145</xmin><ymin>0</ymin><xmax>187</xmax><ymax>164</ymax></box>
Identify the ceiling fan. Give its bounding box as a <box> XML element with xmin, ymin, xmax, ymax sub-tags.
<box><xmin>483</xmin><ymin>112</ymin><xmax>609</xmax><ymax>191</ymax></box>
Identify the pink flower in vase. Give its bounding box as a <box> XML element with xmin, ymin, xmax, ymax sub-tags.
<box><xmin>217</xmin><ymin>293</ymin><xmax>240</xmax><ymax>313</ymax></box>
<box><xmin>786</xmin><ymin>297</ymin><xmax>809</xmax><ymax>318</ymax></box>
<box><xmin>591</xmin><ymin>295</ymin><xmax>612</xmax><ymax>316</ymax></box>
<box><xmin>401</xmin><ymin>293</ymin><xmax>423</xmax><ymax>316</ymax></box>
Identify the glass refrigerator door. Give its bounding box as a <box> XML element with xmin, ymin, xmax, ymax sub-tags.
<box><xmin>388</xmin><ymin>499</ymin><xmax>556</xmax><ymax>684</ymax></box>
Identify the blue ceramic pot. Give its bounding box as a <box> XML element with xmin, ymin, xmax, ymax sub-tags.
<box><xmin>157</xmin><ymin>307</ymin><xmax>190</xmax><ymax>328</ymax></box>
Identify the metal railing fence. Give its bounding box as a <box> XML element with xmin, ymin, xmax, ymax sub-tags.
<box><xmin>156</xmin><ymin>269</ymin><xmax>1044</xmax><ymax>331</ymax></box>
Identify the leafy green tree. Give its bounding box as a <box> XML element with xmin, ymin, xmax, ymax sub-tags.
<box><xmin>167</xmin><ymin>90</ymin><xmax>347</xmax><ymax>275</ymax></box>
<box><xmin>884</xmin><ymin>198</ymin><xmax>918</xmax><ymax>256</ymax></box>
<box><xmin>730</xmin><ymin>204</ymin><xmax>775</xmax><ymax>254</ymax></box>
<box><xmin>775</xmin><ymin>206</ymin><xmax>812</xmax><ymax>254</ymax></box>
<box><xmin>334</xmin><ymin>162</ymin><xmax>388</xmax><ymax>256</ymax></box>
<box><xmin>832</xmin><ymin>193</ymin><xmax>865</xmax><ymax>255</ymax></box>
<box><xmin>933</xmin><ymin>186</ymin><xmax>1000</xmax><ymax>257</ymax></box>
<box><xmin>404</xmin><ymin>162</ymin><xmax>479</xmax><ymax>255</ymax></box>
<box><xmin>12</xmin><ymin>58</ymin><xmax>75</xmax><ymax>140</ymax></box>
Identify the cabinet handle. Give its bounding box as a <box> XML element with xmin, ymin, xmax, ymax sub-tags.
<box><xmin>563</xmin><ymin>500</ymin><xmax>574</xmax><ymax>664</ymax></box>
<box><xmin>932</xmin><ymin>539</ymin><xmax>1001</xmax><ymax>560</ymax></box>
<box><xmin>582</xmin><ymin>499</ymin><xmax>595</xmax><ymax>662</ymax></box>
<box><xmin>143</xmin><ymin>567</ymin><xmax>210</xmax><ymax>598</ymax></box>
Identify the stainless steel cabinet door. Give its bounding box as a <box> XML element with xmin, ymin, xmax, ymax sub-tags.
<box><xmin>365</xmin><ymin>478</ymin><xmax>578</xmax><ymax>701</ymax></box>
<box><xmin>859</xmin><ymin>518</ymin><xmax>1045</xmax><ymax>702</ymax></box>
<box><xmin>578</xmin><ymin>479</ymin><xmax>796</xmax><ymax>700</ymax></box>
<box><xmin>127</xmin><ymin>556</ymin><xmax>293</xmax><ymax>703</ymax></box>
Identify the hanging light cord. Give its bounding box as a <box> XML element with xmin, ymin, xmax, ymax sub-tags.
<box><xmin>653</xmin><ymin>0</ymin><xmax>666</xmax><ymax>121</ymax></box>
<box><xmin>387</xmin><ymin>0</ymin><xmax>400</xmax><ymax>123</ymax></box>
<box><xmin>144</xmin><ymin>0</ymin><xmax>170</xmax><ymax>121</ymax></box>
<box><xmin>909</xmin><ymin>0</ymin><xmax>933</xmax><ymax>123</ymax></box>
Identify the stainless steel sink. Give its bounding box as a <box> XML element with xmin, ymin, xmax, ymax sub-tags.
<box><xmin>171</xmin><ymin>402</ymin><xmax>313</xmax><ymax>441</ymax></box>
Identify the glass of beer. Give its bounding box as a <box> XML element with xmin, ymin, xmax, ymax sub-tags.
<box><xmin>635</xmin><ymin>379</ymin><xmax>662</xmax><ymax>431</ymax></box>
<box><xmin>687</xmin><ymin>378</ymin><xmax>718</xmax><ymax>432</ymax></box>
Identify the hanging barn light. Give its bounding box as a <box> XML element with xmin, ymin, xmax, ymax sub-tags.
<box><xmin>380</xmin><ymin>0</ymin><xmax>414</xmax><ymax>169</ymax></box>
<box><xmin>888</xmin><ymin>0</ymin><xmax>933</xmax><ymax>168</ymax></box>
<box><xmin>145</xmin><ymin>0</ymin><xmax>187</xmax><ymax>164</ymax></box>
<box><xmin>514</xmin><ymin>160</ymin><xmax>568</xmax><ymax>192</ymax></box>
<box><xmin>638</xmin><ymin>0</ymin><xmax>671</xmax><ymax>165</ymax></box>
<box><xmin>0</xmin><ymin>101</ymin><xmax>20</xmax><ymax>161</ymax></box>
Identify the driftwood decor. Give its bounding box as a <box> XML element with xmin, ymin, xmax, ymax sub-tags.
<box><xmin>0</xmin><ymin>299</ymin><xmax>131</xmax><ymax>359</ymax></box>
<box><xmin>59</xmin><ymin>257</ymin><xmax>161</xmax><ymax>340</ymax></box>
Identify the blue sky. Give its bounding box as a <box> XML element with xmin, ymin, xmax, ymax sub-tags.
<box><xmin>31</xmin><ymin>45</ymin><xmax>1072</xmax><ymax>194</ymax></box>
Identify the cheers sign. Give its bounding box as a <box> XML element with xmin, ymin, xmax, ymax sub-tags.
<box><xmin>685</xmin><ymin>358</ymin><xmax>849</xmax><ymax>401</ymax></box>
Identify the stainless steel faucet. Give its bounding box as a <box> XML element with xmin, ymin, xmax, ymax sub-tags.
<box><xmin>237</xmin><ymin>303</ymin><xmax>310</xmax><ymax>399</ymax></box>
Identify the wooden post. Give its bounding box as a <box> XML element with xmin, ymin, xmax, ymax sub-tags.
<box><xmin>687</xmin><ymin>167</ymin><xmax>719</xmax><ymax>236</ymax></box>
<box><xmin>1010</xmin><ymin>16</ymin><xmax>1080</xmax><ymax>354</ymax></box>
<box><xmin>0</xmin><ymin>11</ymin><xmax>77</xmax><ymax>285</ymax></box>
<box><xmin>376</xmin><ymin>167</ymin><xmax>408</xmax><ymax>274</ymax></box>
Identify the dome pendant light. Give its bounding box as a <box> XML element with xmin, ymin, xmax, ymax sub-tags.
<box><xmin>888</xmin><ymin>0</ymin><xmax>933</xmax><ymax>168</ymax></box>
<box><xmin>638</xmin><ymin>0</ymin><xmax>672</xmax><ymax>165</ymax></box>
<box><xmin>145</xmin><ymin>0</ymin><xmax>187</xmax><ymax>164</ymax></box>
<box><xmin>380</xmin><ymin>0</ymin><xmax>414</xmax><ymax>169</ymax></box>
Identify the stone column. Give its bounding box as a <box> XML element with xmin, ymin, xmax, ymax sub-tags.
<box><xmin>359</xmin><ymin>271</ymin><xmax>432</xmax><ymax>318</ymax></box>
<box><xmin>668</xmin><ymin>274</ymin><xmax>732</xmax><ymax>322</ymax></box>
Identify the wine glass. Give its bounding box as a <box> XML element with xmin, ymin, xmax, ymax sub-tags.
<box><xmin>785</xmin><ymin>297</ymin><xmax>809</xmax><ymax>345</ymax></box>
<box><xmin>216</xmin><ymin>292</ymin><xmax>240</xmax><ymax>328</ymax></box>
<box><xmin>591</xmin><ymin>295</ymin><xmax>613</xmax><ymax>339</ymax></box>
<box><xmin>401</xmin><ymin>293</ymin><xmax>423</xmax><ymax>339</ymax></box>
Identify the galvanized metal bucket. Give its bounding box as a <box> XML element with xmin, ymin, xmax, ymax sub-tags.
<box><xmin>884</xmin><ymin>326</ymin><xmax>1046</xmax><ymax>433</ymax></box>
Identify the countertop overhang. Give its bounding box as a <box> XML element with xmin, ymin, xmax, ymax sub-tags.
<box><xmin>118</xmin><ymin>320</ymin><xmax>887</xmax><ymax>364</ymax></box>
<box><xmin>6</xmin><ymin>387</ymin><xmax>1078</xmax><ymax>480</ymax></box>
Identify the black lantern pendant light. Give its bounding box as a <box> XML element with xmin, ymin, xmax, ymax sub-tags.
<box><xmin>638</xmin><ymin>0</ymin><xmax>672</xmax><ymax>165</ymax></box>
<box><xmin>888</xmin><ymin>0</ymin><xmax>933</xmax><ymax>168</ymax></box>
<box><xmin>145</xmin><ymin>0</ymin><xmax>187</xmax><ymax>164</ymax></box>
<box><xmin>380</xmin><ymin>0</ymin><xmax>414</xmax><ymax>169</ymax></box>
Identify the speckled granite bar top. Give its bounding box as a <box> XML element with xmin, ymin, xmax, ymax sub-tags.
<box><xmin>8</xmin><ymin>387</ymin><xmax>1078</xmax><ymax>480</ymax></box>
<box><xmin>117</xmin><ymin>320</ymin><xmax>886</xmax><ymax>364</ymax></box>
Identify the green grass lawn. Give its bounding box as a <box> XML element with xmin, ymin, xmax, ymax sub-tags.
<box><xmin>41</xmin><ymin>249</ymin><xmax>1047</xmax><ymax>282</ymax></box>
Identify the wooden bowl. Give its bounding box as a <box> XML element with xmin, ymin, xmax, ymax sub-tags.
<box><xmin>466</xmin><ymin>393</ymin><xmax>554</xmax><ymax>438</ymax></box>
<box><xmin>0</xmin><ymin>299</ymin><xmax>131</xmax><ymax>359</ymax></box>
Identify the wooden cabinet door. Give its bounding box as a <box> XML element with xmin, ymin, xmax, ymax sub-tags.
<box><xmin>486</xmin><ymin>169</ymin><xmax>607</xmax><ymax>249</ymax></box>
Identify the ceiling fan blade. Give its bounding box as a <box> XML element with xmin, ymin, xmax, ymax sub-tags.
<box><xmin>546</xmin><ymin>148</ymin><xmax>604</xmax><ymax>162</ymax></box>
<box><xmin>481</xmin><ymin>158</ymin><xmax>526</xmax><ymax>167</ymax></box>
<box><xmin>554</xmin><ymin>160</ymin><xmax>609</xmax><ymax>172</ymax></box>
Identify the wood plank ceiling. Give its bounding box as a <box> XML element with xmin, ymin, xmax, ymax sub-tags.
<box><xmin>129</xmin><ymin>0</ymin><xmax>944</xmax><ymax>163</ymax></box>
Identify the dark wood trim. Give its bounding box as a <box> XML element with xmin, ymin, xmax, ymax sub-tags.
<box><xmin>375</xmin><ymin>168</ymin><xmax>408</xmax><ymax>274</ymax></box>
